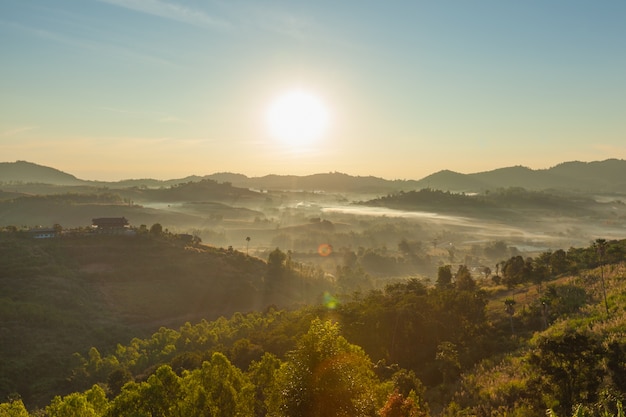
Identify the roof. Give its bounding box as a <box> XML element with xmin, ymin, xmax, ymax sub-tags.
<box><xmin>92</xmin><ymin>217</ymin><xmax>129</xmax><ymax>227</ymax></box>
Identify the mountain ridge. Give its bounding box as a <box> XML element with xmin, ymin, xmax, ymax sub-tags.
<box><xmin>1</xmin><ymin>159</ymin><xmax>625</xmax><ymax>193</ymax></box>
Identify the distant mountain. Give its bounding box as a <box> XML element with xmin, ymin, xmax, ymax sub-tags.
<box><xmin>413</xmin><ymin>159</ymin><xmax>626</xmax><ymax>193</ymax></box>
<box><xmin>2</xmin><ymin>159</ymin><xmax>625</xmax><ymax>194</ymax></box>
<box><xmin>0</xmin><ymin>160</ymin><xmax>84</xmax><ymax>185</ymax></box>
<box><xmin>415</xmin><ymin>170</ymin><xmax>489</xmax><ymax>191</ymax></box>
<box><xmin>207</xmin><ymin>172</ymin><xmax>411</xmax><ymax>193</ymax></box>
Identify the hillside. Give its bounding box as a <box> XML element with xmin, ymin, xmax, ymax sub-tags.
<box><xmin>360</xmin><ymin>187</ymin><xmax>606</xmax><ymax>220</ymax></box>
<box><xmin>0</xmin><ymin>232</ymin><xmax>329</xmax><ymax>406</ymax></box>
<box><xmin>3</xmin><ymin>237</ymin><xmax>626</xmax><ymax>416</ymax></box>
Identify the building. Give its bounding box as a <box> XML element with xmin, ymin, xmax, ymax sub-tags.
<box><xmin>91</xmin><ymin>217</ymin><xmax>130</xmax><ymax>233</ymax></box>
<box><xmin>28</xmin><ymin>227</ymin><xmax>57</xmax><ymax>239</ymax></box>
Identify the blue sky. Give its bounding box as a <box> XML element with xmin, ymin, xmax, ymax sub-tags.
<box><xmin>1</xmin><ymin>1</ymin><xmax>625</xmax><ymax>180</ymax></box>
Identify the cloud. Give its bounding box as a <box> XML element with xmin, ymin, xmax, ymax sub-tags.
<box><xmin>97</xmin><ymin>0</ymin><xmax>230</xmax><ymax>29</ymax></box>
<box><xmin>253</xmin><ymin>9</ymin><xmax>317</xmax><ymax>40</ymax></box>
<box><xmin>0</xmin><ymin>126</ymin><xmax>38</xmax><ymax>138</ymax></box>
<box><xmin>98</xmin><ymin>106</ymin><xmax>187</xmax><ymax>124</ymax></box>
<box><xmin>158</xmin><ymin>116</ymin><xmax>187</xmax><ymax>124</ymax></box>
<box><xmin>1</xmin><ymin>19</ymin><xmax>177</xmax><ymax>67</ymax></box>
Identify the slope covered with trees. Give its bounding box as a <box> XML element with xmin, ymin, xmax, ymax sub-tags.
<box><xmin>0</xmin><ymin>230</ymin><xmax>330</xmax><ymax>407</ymax></box>
<box><xmin>2</xmin><ymin>235</ymin><xmax>626</xmax><ymax>415</ymax></box>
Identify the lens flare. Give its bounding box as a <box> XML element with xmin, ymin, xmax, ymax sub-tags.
<box><xmin>323</xmin><ymin>291</ymin><xmax>339</xmax><ymax>309</ymax></box>
<box><xmin>318</xmin><ymin>243</ymin><xmax>333</xmax><ymax>257</ymax></box>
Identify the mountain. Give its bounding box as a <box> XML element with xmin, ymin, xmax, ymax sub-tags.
<box><xmin>205</xmin><ymin>171</ymin><xmax>414</xmax><ymax>193</ymax></box>
<box><xmin>0</xmin><ymin>160</ymin><xmax>84</xmax><ymax>185</ymax></box>
<box><xmin>2</xmin><ymin>159</ymin><xmax>625</xmax><ymax>194</ymax></box>
<box><xmin>415</xmin><ymin>169</ymin><xmax>489</xmax><ymax>191</ymax></box>
<box><xmin>413</xmin><ymin>159</ymin><xmax>626</xmax><ymax>193</ymax></box>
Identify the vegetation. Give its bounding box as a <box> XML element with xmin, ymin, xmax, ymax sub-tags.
<box><xmin>2</xmin><ymin>227</ymin><xmax>626</xmax><ymax>415</ymax></box>
<box><xmin>362</xmin><ymin>187</ymin><xmax>599</xmax><ymax>218</ymax></box>
<box><xmin>2</xmin><ymin>162</ymin><xmax>626</xmax><ymax>415</ymax></box>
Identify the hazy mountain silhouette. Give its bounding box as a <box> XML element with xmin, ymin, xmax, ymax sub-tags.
<box><xmin>414</xmin><ymin>159</ymin><xmax>626</xmax><ymax>193</ymax></box>
<box><xmin>205</xmin><ymin>172</ymin><xmax>414</xmax><ymax>193</ymax></box>
<box><xmin>2</xmin><ymin>159</ymin><xmax>625</xmax><ymax>193</ymax></box>
<box><xmin>0</xmin><ymin>160</ymin><xmax>84</xmax><ymax>185</ymax></box>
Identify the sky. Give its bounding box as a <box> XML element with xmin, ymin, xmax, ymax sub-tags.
<box><xmin>1</xmin><ymin>1</ymin><xmax>625</xmax><ymax>181</ymax></box>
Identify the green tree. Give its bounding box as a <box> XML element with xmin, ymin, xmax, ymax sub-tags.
<box><xmin>107</xmin><ymin>368</ymin><xmax>133</xmax><ymax>398</ymax></box>
<box><xmin>248</xmin><ymin>353</ymin><xmax>282</xmax><ymax>417</ymax></box>
<box><xmin>178</xmin><ymin>352</ymin><xmax>254</xmax><ymax>417</ymax></box>
<box><xmin>0</xmin><ymin>399</ymin><xmax>30</xmax><ymax>417</ymax></box>
<box><xmin>46</xmin><ymin>385</ymin><xmax>108</xmax><ymax>417</ymax></box>
<box><xmin>270</xmin><ymin>318</ymin><xmax>379</xmax><ymax>417</ymax></box>
<box><xmin>529</xmin><ymin>331</ymin><xmax>604</xmax><ymax>416</ymax></box>
<box><xmin>109</xmin><ymin>365</ymin><xmax>181</xmax><ymax>417</ymax></box>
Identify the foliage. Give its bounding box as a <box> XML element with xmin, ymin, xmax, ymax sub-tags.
<box><xmin>2</xmin><ymin>236</ymin><xmax>626</xmax><ymax>416</ymax></box>
<box><xmin>269</xmin><ymin>318</ymin><xmax>380</xmax><ymax>417</ymax></box>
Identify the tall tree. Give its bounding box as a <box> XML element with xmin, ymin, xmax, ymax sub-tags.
<box><xmin>436</xmin><ymin>265</ymin><xmax>453</xmax><ymax>289</ymax></box>
<box><xmin>454</xmin><ymin>265</ymin><xmax>475</xmax><ymax>291</ymax></box>
<box><xmin>270</xmin><ymin>318</ymin><xmax>379</xmax><ymax>417</ymax></box>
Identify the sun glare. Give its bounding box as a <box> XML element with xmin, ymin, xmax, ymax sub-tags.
<box><xmin>266</xmin><ymin>89</ymin><xmax>330</xmax><ymax>147</ymax></box>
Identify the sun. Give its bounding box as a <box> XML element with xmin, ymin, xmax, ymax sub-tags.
<box><xmin>266</xmin><ymin>89</ymin><xmax>330</xmax><ymax>146</ymax></box>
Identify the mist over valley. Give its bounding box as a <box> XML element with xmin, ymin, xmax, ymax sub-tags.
<box><xmin>2</xmin><ymin>159</ymin><xmax>626</xmax><ymax>416</ymax></box>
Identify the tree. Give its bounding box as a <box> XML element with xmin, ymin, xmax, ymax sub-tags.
<box><xmin>455</xmin><ymin>265</ymin><xmax>475</xmax><ymax>291</ymax></box>
<box><xmin>246</xmin><ymin>236</ymin><xmax>251</xmax><ymax>256</ymax></box>
<box><xmin>107</xmin><ymin>368</ymin><xmax>133</xmax><ymax>398</ymax></box>
<box><xmin>549</xmin><ymin>249</ymin><xmax>569</xmax><ymax>276</ymax></box>
<box><xmin>0</xmin><ymin>399</ymin><xmax>30</xmax><ymax>417</ymax></box>
<box><xmin>504</xmin><ymin>298</ymin><xmax>516</xmax><ymax>335</ymax></box>
<box><xmin>270</xmin><ymin>318</ymin><xmax>379</xmax><ymax>417</ymax></box>
<box><xmin>181</xmin><ymin>353</ymin><xmax>254</xmax><ymax>417</ymax></box>
<box><xmin>266</xmin><ymin>248</ymin><xmax>287</xmax><ymax>284</ymax></box>
<box><xmin>109</xmin><ymin>365</ymin><xmax>181</xmax><ymax>417</ymax></box>
<box><xmin>529</xmin><ymin>331</ymin><xmax>604</xmax><ymax>416</ymax></box>
<box><xmin>248</xmin><ymin>353</ymin><xmax>282</xmax><ymax>417</ymax></box>
<box><xmin>502</xmin><ymin>256</ymin><xmax>527</xmax><ymax>288</ymax></box>
<box><xmin>435</xmin><ymin>341</ymin><xmax>460</xmax><ymax>385</ymax></box>
<box><xmin>150</xmin><ymin>223</ymin><xmax>163</xmax><ymax>235</ymax></box>
<box><xmin>398</xmin><ymin>239</ymin><xmax>412</xmax><ymax>257</ymax></box>
<box><xmin>484</xmin><ymin>240</ymin><xmax>508</xmax><ymax>260</ymax></box>
<box><xmin>379</xmin><ymin>390</ymin><xmax>425</xmax><ymax>417</ymax></box>
<box><xmin>436</xmin><ymin>265</ymin><xmax>453</xmax><ymax>288</ymax></box>
<box><xmin>46</xmin><ymin>385</ymin><xmax>109</xmax><ymax>417</ymax></box>
<box><xmin>594</xmin><ymin>238</ymin><xmax>610</xmax><ymax>316</ymax></box>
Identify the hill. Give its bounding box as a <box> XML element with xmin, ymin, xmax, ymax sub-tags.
<box><xmin>4</xmin><ymin>236</ymin><xmax>626</xmax><ymax>416</ymax></box>
<box><xmin>414</xmin><ymin>159</ymin><xmax>626</xmax><ymax>193</ymax></box>
<box><xmin>0</xmin><ymin>161</ymin><xmax>84</xmax><ymax>185</ymax></box>
<box><xmin>2</xmin><ymin>159</ymin><xmax>626</xmax><ymax>194</ymax></box>
<box><xmin>0</xmin><ymin>232</ymin><xmax>328</xmax><ymax>406</ymax></box>
<box><xmin>360</xmin><ymin>187</ymin><xmax>603</xmax><ymax>220</ymax></box>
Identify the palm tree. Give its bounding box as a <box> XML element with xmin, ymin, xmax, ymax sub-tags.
<box><xmin>594</xmin><ymin>238</ymin><xmax>609</xmax><ymax>317</ymax></box>
<box><xmin>246</xmin><ymin>236</ymin><xmax>251</xmax><ymax>256</ymax></box>
<box><xmin>504</xmin><ymin>298</ymin><xmax>516</xmax><ymax>335</ymax></box>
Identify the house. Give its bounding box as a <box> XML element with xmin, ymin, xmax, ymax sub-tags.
<box><xmin>92</xmin><ymin>217</ymin><xmax>130</xmax><ymax>234</ymax></box>
<box><xmin>28</xmin><ymin>227</ymin><xmax>57</xmax><ymax>239</ymax></box>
